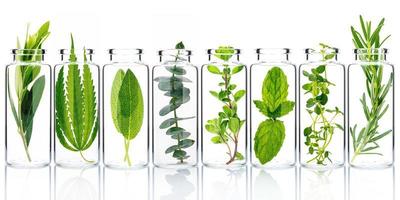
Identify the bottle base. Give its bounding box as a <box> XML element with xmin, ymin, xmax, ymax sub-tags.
<box><xmin>301</xmin><ymin>162</ymin><xmax>344</xmax><ymax>170</ymax></box>
<box><xmin>104</xmin><ymin>160</ymin><xmax>148</xmax><ymax>170</ymax></box>
<box><xmin>56</xmin><ymin>160</ymin><xmax>98</xmax><ymax>168</ymax></box>
<box><xmin>203</xmin><ymin>162</ymin><xmax>246</xmax><ymax>169</ymax></box>
<box><xmin>7</xmin><ymin>160</ymin><xmax>49</xmax><ymax>169</ymax></box>
<box><xmin>252</xmin><ymin>162</ymin><xmax>295</xmax><ymax>169</ymax></box>
<box><xmin>154</xmin><ymin>162</ymin><xmax>197</xmax><ymax>169</ymax></box>
<box><xmin>350</xmin><ymin>161</ymin><xmax>393</xmax><ymax>169</ymax></box>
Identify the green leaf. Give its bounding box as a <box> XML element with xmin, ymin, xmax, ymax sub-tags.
<box><xmin>175</xmin><ymin>41</ymin><xmax>185</xmax><ymax>49</ymax></box>
<box><xmin>235</xmin><ymin>152</ymin><xmax>244</xmax><ymax>160</ymax></box>
<box><xmin>173</xmin><ymin>150</ymin><xmax>187</xmax><ymax>159</ymax></box>
<box><xmin>214</xmin><ymin>46</ymin><xmax>235</xmax><ymax>61</ymax></box>
<box><xmin>159</xmin><ymin>103</ymin><xmax>181</xmax><ymax>116</ymax></box>
<box><xmin>262</xmin><ymin>67</ymin><xmax>289</xmax><ymax>112</ymax></box>
<box><xmin>159</xmin><ymin>117</ymin><xmax>195</xmax><ymax>129</ymax></box>
<box><xmin>111</xmin><ymin>69</ymin><xmax>125</xmax><ymax>133</ymax></box>
<box><xmin>116</xmin><ymin>69</ymin><xmax>144</xmax><ymax>140</ymax></box>
<box><xmin>316</xmin><ymin>93</ymin><xmax>328</xmax><ymax>105</ymax></box>
<box><xmin>179</xmin><ymin>139</ymin><xmax>194</xmax><ymax>148</ymax></box>
<box><xmin>165</xmin><ymin>145</ymin><xmax>179</xmax><ymax>154</ymax></box>
<box><xmin>234</xmin><ymin>90</ymin><xmax>246</xmax><ymax>101</ymax></box>
<box><xmin>254</xmin><ymin>120</ymin><xmax>285</xmax><ymax>164</ymax></box>
<box><xmin>166</xmin><ymin>66</ymin><xmax>186</xmax><ymax>75</ymax></box>
<box><xmin>228</xmin><ymin>117</ymin><xmax>240</xmax><ymax>134</ymax></box>
<box><xmin>207</xmin><ymin>65</ymin><xmax>221</xmax><ymax>74</ymax></box>
<box><xmin>231</xmin><ymin>65</ymin><xmax>244</xmax><ymax>74</ymax></box>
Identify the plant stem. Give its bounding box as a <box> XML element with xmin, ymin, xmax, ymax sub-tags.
<box><xmin>172</xmin><ymin>51</ymin><xmax>183</xmax><ymax>163</ymax></box>
<box><xmin>124</xmin><ymin>139</ymin><xmax>132</xmax><ymax>166</ymax></box>
<box><xmin>79</xmin><ymin>151</ymin><xmax>93</xmax><ymax>163</ymax></box>
<box><xmin>18</xmin><ymin>127</ymin><xmax>32</xmax><ymax>162</ymax></box>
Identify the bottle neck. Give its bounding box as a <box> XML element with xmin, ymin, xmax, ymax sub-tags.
<box><xmin>256</xmin><ymin>48</ymin><xmax>290</xmax><ymax>62</ymax></box>
<box><xmin>60</xmin><ymin>49</ymin><xmax>93</xmax><ymax>62</ymax></box>
<box><xmin>354</xmin><ymin>48</ymin><xmax>387</xmax><ymax>62</ymax></box>
<box><xmin>207</xmin><ymin>48</ymin><xmax>241</xmax><ymax>64</ymax></box>
<box><xmin>12</xmin><ymin>49</ymin><xmax>45</xmax><ymax>62</ymax></box>
<box><xmin>108</xmin><ymin>49</ymin><xmax>142</xmax><ymax>62</ymax></box>
<box><xmin>305</xmin><ymin>48</ymin><xmax>338</xmax><ymax>62</ymax></box>
<box><xmin>159</xmin><ymin>49</ymin><xmax>191</xmax><ymax>63</ymax></box>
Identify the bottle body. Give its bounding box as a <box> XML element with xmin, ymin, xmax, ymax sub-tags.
<box><xmin>152</xmin><ymin>49</ymin><xmax>198</xmax><ymax>168</ymax></box>
<box><xmin>54</xmin><ymin>49</ymin><xmax>100</xmax><ymax>167</ymax></box>
<box><xmin>201</xmin><ymin>49</ymin><xmax>247</xmax><ymax>168</ymax></box>
<box><xmin>348</xmin><ymin>48</ymin><xmax>394</xmax><ymax>168</ymax></box>
<box><xmin>250</xmin><ymin>49</ymin><xmax>296</xmax><ymax>168</ymax></box>
<box><xmin>103</xmin><ymin>49</ymin><xmax>149</xmax><ymax>169</ymax></box>
<box><xmin>5</xmin><ymin>49</ymin><xmax>51</xmax><ymax>168</ymax></box>
<box><xmin>299</xmin><ymin>48</ymin><xmax>345</xmax><ymax>169</ymax></box>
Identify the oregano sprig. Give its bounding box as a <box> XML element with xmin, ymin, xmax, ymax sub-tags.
<box><xmin>302</xmin><ymin>43</ymin><xmax>344</xmax><ymax>165</ymax></box>
<box><xmin>154</xmin><ymin>42</ymin><xmax>195</xmax><ymax>163</ymax></box>
<box><xmin>350</xmin><ymin>16</ymin><xmax>393</xmax><ymax>162</ymax></box>
<box><xmin>205</xmin><ymin>46</ymin><xmax>246</xmax><ymax>165</ymax></box>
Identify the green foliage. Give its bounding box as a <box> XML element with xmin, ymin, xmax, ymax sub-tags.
<box><xmin>350</xmin><ymin>16</ymin><xmax>393</xmax><ymax>162</ymax></box>
<box><xmin>253</xmin><ymin>67</ymin><xmax>294</xmax><ymax>164</ymax></box>
<box><xmin>154</xmin><ymin>42</ymin><xmax>194</xmax><ymax>163</ymax></box>
<box><xmin>302</xmin><ymin>43</ymin><xmax>343</xmax><ymax>165</ymax></box>
<box><xmin>7</xmin><ymin>21</ymin><xmax>50</xmax><ymax>162</ymax></box>
<box><xmin>111</xmin><ymin>69</ymin><xmax>144</xmax><ymax>166</ymax></box>
<box><xmin>205</xmin><ymin>46</ymin><xmax>246</xmax><ymax>165</ymax></box>
<box><xmin>55</xmin><ymin>34</ymin><xmax>98</xmax><ymax>163</ymax></box>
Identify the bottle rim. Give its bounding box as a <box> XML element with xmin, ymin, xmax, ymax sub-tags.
<box><xmin>256</xmin><ymin>48</ymin><xmax>290</xmax><ymax>54</ymax></box>
<box><xmin>305</xmin><ymin>47</ymin><xmax>339</xmax><ymax>54</ymax></box>
<box><xmin>207</xmin><ymin>48</ymin><xmax>241</xmax><ymax>55</ymax></box>
<box><xmin>11</xmin><ymin>49</ymin><xmax>46</xmax><ymax>55</ymax></box>
<box><xmin>353</xmin><ymin>48</ymin><xmax>388</xmax><ymax>54</ymax></box>
<box><xmin>158</xmin><ymin>49</ymin><xmax>192</xmax><ymax>56</ymax></box>
<box><xmin>59</xmin><ymin>48</ymin><xmax>94</xmax><ymax>55</ymax></box>
<box><xmin>108</xmin><ymin>48</ymin><xmax>143</xmax><ymax>55</ymax></box>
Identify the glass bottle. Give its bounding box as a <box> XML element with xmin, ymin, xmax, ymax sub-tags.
<box><xmin>348</xmin><ymin>48</ymin><xmax>394</xmax><ymax>168</ymax></box>
<box><xmin>250</xmin><ymin>48</ymin><xmax>296</xmax><ymax>168</ymax></box>
<box><xmin>299</xmin><ymin>47</ymin><xmax>345</xmax><ymax>169</ymax></box>
<box><xmin>5</xmin><ymin>49</ymin><xmax>51</xmax><ymax>168</ymax></box>
<box><xmin>54</xmin><ymin>49</ymin><xmax>100</xmax><ymax>167</ymax></box>
<box><xmin>201</xmin><ymin>48</ymin><xmax>247</xmax><ymax>168</ymax></box>
<box><xmin>103</xmin><ymin>49</ymin><xmax>149</xmax><ymax>169</ymax></box>
<box><xmin>152</xmin><ymin>49</ymin><xmax>198</xmax><ymax>168</ymax></box>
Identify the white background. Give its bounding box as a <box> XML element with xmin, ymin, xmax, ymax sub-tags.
<box><xmin>0</xmin><ymin>0</ymin><xmax>399</xmax><ymax>199</ymax></box>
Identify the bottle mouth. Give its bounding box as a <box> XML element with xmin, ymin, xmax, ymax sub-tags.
<box><xmin>354</xmin><ymin>48</ymin><xmax>388</xmax><ymax>55</ymax></box>
<box><xmin>108</xmin><ymin>48</ymin><xmax>143</xmax><ymax>55</ymax></box>
<box><xmin>207</xmin><ymin>48</ymin><xmax>241</xmax><ymax>55</ymax></box>
<box><xmin>59</xmin><ymin>48</ymin><xmax>94</xmax><ymax>55</ymax></box>
<box><xmin>11</xmin><ymin>49</ymin><xmax>46</xmax><ymax>55</ymax></box>
<box><xmin>256</xmin><ymin>48</ymin><xmax>290</xmax><ymax>55</ymax></box>
<box><xmin>305</xmin><ymin>47</ymin><xmax>339</xmax><ymax>55</ymax></box>
<box><xmin>158</xmin><ymin>49</ymin><xmax>192</xmax><ymax>56</ymax></box>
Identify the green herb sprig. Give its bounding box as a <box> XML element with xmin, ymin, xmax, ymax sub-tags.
<box><xmin>55</xmin><ymin>34</ymin><xmax>99</xmax><ymax>163</ymax></box>
<box><xmin>302</xmin><ymin>43</ymin><xmax>344</xmax><ymax>165</ymax></box>
<box><xmin>7</xmin><ymin>21</ymin><xmax>50</xmax><ymax>162</ymax></box>
<box><xmin>205</xmin><ymin>46</ymin><xmax>246</xmax><ymax>165</ymax></box>
<box><xmin>253</xmin><ymin>67</ymin><xmax>295</xmax><ymax>164</ymax></box>
<box><xmin>111</xmin><ymin>69</ymin><xmax>144</xmax><ymax>166</ymax></box>
<box><xmin>350</xmin><ymin>16</ymin><xmax>393</xmax><ymax>162</ymax></box>
<box><xmin>154</xmin><ymin>42</ymin><xmax>195</xmax><ymax>163</ymax></box>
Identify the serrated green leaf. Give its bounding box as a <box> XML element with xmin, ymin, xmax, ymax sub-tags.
<box><xmin>254</xmin><ymin>120</ymin><xmax>285</xmax><ymax>164</ymax></box>
<box><xmin>262</xmin><ymin>67</ymin><xmax>289</xmax><ymax>112</ymax></box>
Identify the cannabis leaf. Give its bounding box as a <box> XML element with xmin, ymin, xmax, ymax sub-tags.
<box><xmin>111</xmin><ymin>69</ymin><xmax>144</xmax><ymax>166</ymax></box>
<box><xmin>205</xmin><ymin>46</ymin><xmax>246</xmax><ymax>165</ymax></box>
<box><xmin>350</xmin><ymin>16</ymin><xmax>393</xmax><ymax>162</ymax></box>
<box><xmin>7</xmin><ymin>21</ymin><xmax>50</xmax><ymax>162</ymax></box>
<box><xmin>55</xmin><ymin>34</ymin><xmax>98</xmax><ymax>163</ymax></box>
<box><xmin>154</xmin><ymin>42</ymin><xmax>194</xmax><ymax>163</ymax></box>
<box><xmin>253</xmin><ymin>67</ymin><xmax>294</xmax><ymax>164</ymax></box>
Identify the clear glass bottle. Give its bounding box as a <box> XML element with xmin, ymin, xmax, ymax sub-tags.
<box><xmin>250</xmin><ymin>48</ymin><xmax>296</xmax><ymax>168</ymax></box>
<box><xmin>54</xmin><ymin>49</ymin><xmax>100</xmax><ymax>168</ymax></box>
<box><xmin>152</xmin><ymin>49</ymin><xmax>198</xmax><ymax>168</ymax></box>
<box><xmin>103</xmin><ymin>49</ymin><xmax>149</xmax><ymax>169</ymax></box>
<box><xmin>348</xmin><ymin>48</ymin><xmax>394</xmax><ymax>168</ymax></box>
<box><xmin>5</xmin><ymin>49</ymin><xmax>51</xmax><ymax>168</ymax></box>
<box><xmin>299</xmin><ymin>47</ymin><xmax>345</xmax><ymax>169</ymax></box>
<box><xmin>201</xmin><ymin>48</ymin><xmax>247</xmax><ymax>168</ymax></box>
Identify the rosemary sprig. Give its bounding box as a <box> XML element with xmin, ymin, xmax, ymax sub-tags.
<box><xmin>350</xmin><ymin>16</ymin><xmax>393</xmax><ymax>162</ymax></box>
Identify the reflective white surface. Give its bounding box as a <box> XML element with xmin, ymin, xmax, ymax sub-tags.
<box><xmin>2</xmin><ymin>165</ymin><xmax>396</xmax><ymax>200</ymax></box>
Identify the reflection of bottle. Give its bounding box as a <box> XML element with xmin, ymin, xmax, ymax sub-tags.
<box><xmin>5</xmin><ymin>166</ymin><xmax>51</xmax><ymax>200</ymax></box>
<box><xmin>253</xmin><ymin>171</ymin><xmax>282</xmax><ymax>200</ymax></box>
<box><xmin>300</xmin><ymin>167</ymin><xmax>345</xmax><ymax>200</ymax></box>
<box><xmin>55</xmin><ymin>166</ymin><xmax>100</xmax><ymax>200</ymax></box>
<box><xmin>203</xmin><ymin>167</ymin><xmax>247</xmax><ymax>200</ymax></box>
<box><xmin>161</xmin><ymin>169</ymin><xmax>195</xmax><ymax>200</ymax></box>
